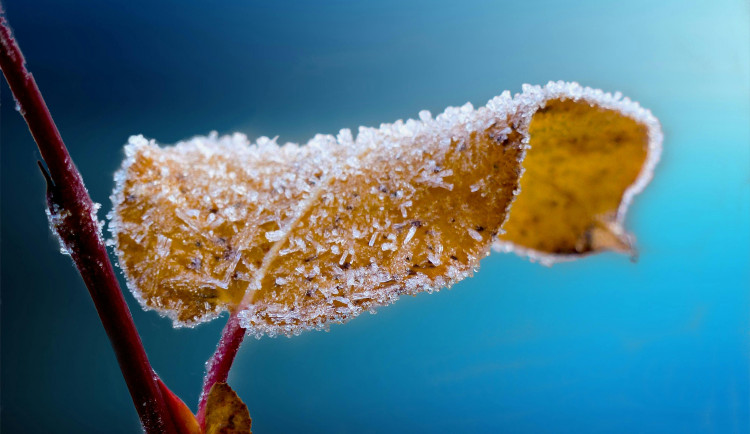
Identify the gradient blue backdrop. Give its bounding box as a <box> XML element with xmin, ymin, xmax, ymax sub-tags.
<box><xmin>2</xmin><ymin>1</ymin><xmax>748</xmax><ymax>432</ymax></box>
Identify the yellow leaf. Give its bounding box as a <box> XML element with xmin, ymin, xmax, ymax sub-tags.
<box><xmin>494</xmin><ymin>84</ymin><xmax>662</xmax><ymax>264</ymax></box>
<box><xmin>204</xmin><ymin>383</ymin><xmax>252</xmax><ymax>434</ymax></box>
<box><xmin>108</xmin><ymin>82</ymin><xmax>661</xmax><ymax>335</ymax></box>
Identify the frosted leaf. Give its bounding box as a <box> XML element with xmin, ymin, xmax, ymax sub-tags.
<box><xmin>108</xmin><ymin>81</ymin><xmax>661</xmax><ymax>335</ymax></box>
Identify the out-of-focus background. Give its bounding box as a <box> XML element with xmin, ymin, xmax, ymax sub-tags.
<box><xmin>2</xmin><ymin>1</ymin><xmax>748</xmax><ymax>432</ymax></box>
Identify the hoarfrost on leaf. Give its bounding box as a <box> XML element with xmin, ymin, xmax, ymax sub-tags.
<box><xmin>403</xmin><ymin>226</ymin><xmax>417</xmax><ymax>245</ymax></box>
<box><xmin>265</xmin><ymin>230</ymin><xmax>284</xmax><ymax>242</ymax></box>
<box><xmin>108</xmin><ymin>81</ymin><xmax>662</xmax><ymax>336</ymax></box>
<box><xmin>467</xmin><ymin>228</ymin><xmax>483</xmax><ymax>242</ymax></box>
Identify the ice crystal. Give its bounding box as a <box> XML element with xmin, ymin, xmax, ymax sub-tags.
<box><xmin>46</xmin><ymin>203</ymin><xmax>72</xmax><ymax>255</ymax></box>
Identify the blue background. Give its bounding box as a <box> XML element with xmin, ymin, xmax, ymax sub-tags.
<box><xmin>1</xmin><ymin>1</ymin><xmax>748</xmax><ymax>432</ymax></box>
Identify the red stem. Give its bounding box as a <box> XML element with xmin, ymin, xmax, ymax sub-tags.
<box><xmin>197</xmin><ymin>312</ymin><xmax>246</xmax><ymax>427</ymax></box>
<box><xmin>0</xmin><ymin>8</ymin><xmax>178</xmax><ymax>434</ymax></box>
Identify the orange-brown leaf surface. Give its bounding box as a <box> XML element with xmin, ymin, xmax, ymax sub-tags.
<box><xmin>109</xmin><ymin>82</ymin><xmax>661</xmax><ymax>336</ymax></box>
<box><xmin>496</xmin><ymin>95</ymin><xmax>660</xmax><ymax>263</ymax></box>
<box><xmin>203</xmin><ymin>383</ymin><xmax>251</xmax><ymax>434</ymax></box>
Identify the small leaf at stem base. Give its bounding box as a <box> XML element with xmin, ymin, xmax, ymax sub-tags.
<box><xmin>204</xmin><ymin>382</ymin><xmax>252</xmax><ymax>434</ymax></box>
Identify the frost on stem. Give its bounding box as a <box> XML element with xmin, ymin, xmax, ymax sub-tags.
<box><xmin>108</xmin><ymin>81</ymin><xmax>661</xmax><ymax>337</ymax></box>
<box><xmin>46</xmin><ymin>201</ymin><xmax>104</xmax><ymax>256</ymax></box>
<box><xmin>46</xmin><ymin>202</ymin><xmax>73</xmax><ymax>255</ymax></box>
